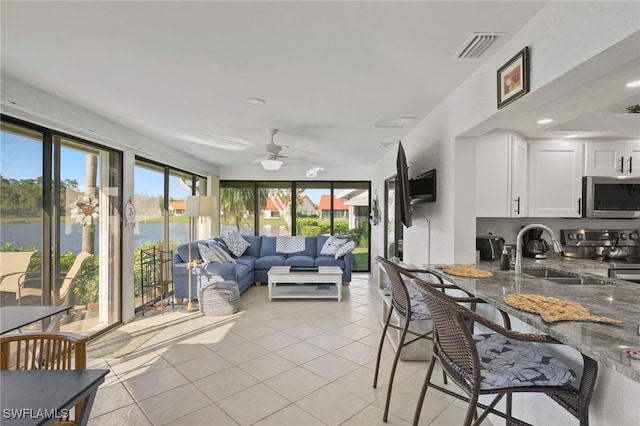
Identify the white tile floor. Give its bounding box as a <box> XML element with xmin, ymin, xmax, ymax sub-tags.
<box><xmin>87</xmin><ymin>274</ymin><xmax>476</xmax><ymax>425</ymax></box>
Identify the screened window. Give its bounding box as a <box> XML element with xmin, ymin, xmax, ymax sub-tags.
<box><xmin>220</xmin><ymin>180</ymin><xmax>371</xmax><ymax>271</ymax></box>
<box><xmin>133</xmin><ymin>158</ymin><xmax>206</xmax><ymax>310</ymax></box>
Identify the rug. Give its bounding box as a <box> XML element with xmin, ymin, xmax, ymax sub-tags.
<box><xmin>87</xmin><ymin>327</ymin><xmax>162</xmax><ymax>358</ymax></box>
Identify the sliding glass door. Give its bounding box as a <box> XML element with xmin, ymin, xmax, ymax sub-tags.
<box><xmin>0</xmin><ymin>118</ymin><xmax>122</xmax><ymax>335</ymax></box>
<box><xmin>133</xmin><ymin>158</ymin><xmax>207</xmax><ymax>311</ymax></box>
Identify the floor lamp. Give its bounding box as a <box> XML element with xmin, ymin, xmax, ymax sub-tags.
<box><xmin>181</xmin><ymin>195</ymin><xmax>216</xmax><ymax>313</ymax></box>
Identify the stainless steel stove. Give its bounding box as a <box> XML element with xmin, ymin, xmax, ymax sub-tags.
<box><xmin>561</xmin><ymin>229</ymin><xmax>640</xmax><ymax>281</ymax></box>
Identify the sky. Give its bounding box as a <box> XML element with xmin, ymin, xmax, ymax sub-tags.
<box><xmin>2</xmin><ymin>131</ymin><xmax>355</xmax><ymax>204</ymax></box>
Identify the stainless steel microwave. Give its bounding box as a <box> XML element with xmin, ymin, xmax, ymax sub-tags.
<box><xmin>582</xmin><ymin>176</ymin><xmax>640</xmax><ymax>218</ymax></box>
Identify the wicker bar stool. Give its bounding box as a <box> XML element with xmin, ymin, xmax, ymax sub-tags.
<box><xmin>374</xmin><ymin>256</ymin><xmax>472</xmax><ymax>422</ymax></box>
<box><xmin>410</xmin><ymin>275</ymin><xmax>598</xmax><ymax>426</ymax></box>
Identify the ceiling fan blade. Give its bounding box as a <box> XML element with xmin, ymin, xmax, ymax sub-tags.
<box><xmin>179</xmin><ymin>134</ymin><xmax>253</xmax><ymax>151</ymax></box>
<box><xmin>281</xmin><ymin>155</ymin><xmax>308</xmax><ymax>164</ymax></box>
<box><xmin>281</xmin><ymin>148</ymin><xmax>317</xmax><ymax>157</ymax></box>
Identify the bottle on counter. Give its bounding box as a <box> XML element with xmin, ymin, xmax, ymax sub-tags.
<box><xmin>500</xmin><ymin>246</ymin><xmax>511</xmax><ymax>271</ymax></box>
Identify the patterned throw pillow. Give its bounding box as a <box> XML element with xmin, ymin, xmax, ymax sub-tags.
<box><xmin>334</xmin><ymin>241</ymin><xmax>356</xmax><ymax>259</ymax></box>
<box><xmin>198</xmin><ymin>241</ymin><xmax>236</xmax><ymax>264</ymax></box>
<box><xmin>208</xmin><ymin>241</ymin><xmax>236</xmax><ymax>263</ymax></box>
<box><xmin>320</xmin><ymin>236</ymin><xmax>348</xmax><ymax>256</ymax></box>
<box><xmin>223</xmin><ymin>230</ymin><xmax>251</xmax><ymax>257</ymax></box>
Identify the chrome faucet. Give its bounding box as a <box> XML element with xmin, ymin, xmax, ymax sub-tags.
<box><xmin>514</xmin><ymin>224</ymin><xmax>564</xmax><ymax>274</ymax></box>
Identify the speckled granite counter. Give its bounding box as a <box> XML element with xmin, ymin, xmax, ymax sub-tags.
<box><xmin>422</xmin><ymin>256</ymin><xmax>640</xmax><ymax>384</ymax></box>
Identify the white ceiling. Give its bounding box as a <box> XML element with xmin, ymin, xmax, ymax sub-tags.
<box><xmin>1</xmin><ymin>2</ymin><xmax>638</xmax><ymax>171</ymax></box>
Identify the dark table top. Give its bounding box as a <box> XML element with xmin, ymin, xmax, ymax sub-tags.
<box><xmin>0</xmin><ymin>369</ymin><xmax>109</xmax><ymax>425</ymax></box>
<box><xmin>0</xmin><ymin>306</ymin><xmax>71</xmax><ymax>335</ymax></box>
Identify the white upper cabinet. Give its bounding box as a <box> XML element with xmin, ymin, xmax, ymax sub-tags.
<box><xmin>528</xmin><ymin>141</ymin><xmax>584</xmax><ymax>217</ymax></box>
<box><xmin>585</xmin><ymin>141</ymin><xmax>640</xmax><ymax>176</ymax></box>
<box><xmin>476</xmin><ymin>132</ymin><xmax>528</xmax><ymax>217</ymax></box>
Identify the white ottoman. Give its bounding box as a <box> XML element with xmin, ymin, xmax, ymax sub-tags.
<box><xmin>198</xmin><ymin>281</ymin><xmax>240</xmax><ymax>316</ymax></box>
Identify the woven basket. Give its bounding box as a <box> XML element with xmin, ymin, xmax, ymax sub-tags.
<box><xmin>198</xmin><ymin>281</ymin><xmax>240</xmax><ymax>316</ymax></box>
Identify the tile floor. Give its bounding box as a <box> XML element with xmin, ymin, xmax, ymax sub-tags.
<box><xmin>87</xmin><ymin>274</ymin><xmax>476</xmax><ymax>425</ymax></box>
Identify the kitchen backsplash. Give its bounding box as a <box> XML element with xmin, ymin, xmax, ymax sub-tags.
<box><xmin>476</xmin><ymin>218</ymin><xmax>640</xmax><ymax>246</ymax></box>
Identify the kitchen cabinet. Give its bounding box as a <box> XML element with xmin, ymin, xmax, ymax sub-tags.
<box><xmin>584</xmin><ymin>140</ymin><xmax>640</xmax><ymax>176</ymax></box>
<box><xmin>476</xmin><ymin>131</ymin><xmax>527</xmax><ymax>217</ymax></box>
<box><xmin>528</xmin><ymin>141</ymin><xmax>583</xmax><ymax>217</ymax></box>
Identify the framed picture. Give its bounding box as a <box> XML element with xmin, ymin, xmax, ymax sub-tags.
<box><xmin>497</xmin><ymin>47</ymin><xmax>529</xmax><ymax>109</ymax></box>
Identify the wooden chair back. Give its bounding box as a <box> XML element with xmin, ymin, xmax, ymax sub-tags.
<box><xmin>1</xmin><ymin>331</ymin><xmax>88</xmax><ymax>424</ymax></box>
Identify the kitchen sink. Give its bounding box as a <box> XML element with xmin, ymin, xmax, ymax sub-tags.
<box><xmin>522</xmin><ymin>268</ymin><xmax>570</xmax><ymax>279</ymax></box>
<box><xmin>522</xmin><ymin>268</ymin><xmax>607</xmax><ymax>285</ymax></box>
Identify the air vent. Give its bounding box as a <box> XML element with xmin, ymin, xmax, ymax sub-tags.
<box><xmin>454</xmin><ymin>32</ymin><xmax>506</xmax><ymax>59</ymax></box>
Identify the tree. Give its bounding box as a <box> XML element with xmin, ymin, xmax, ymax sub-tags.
<box><xmin>266</xmin><ymin>188</ymin><xmax>305</xmax><ymax>231</ymax></box>
<box><xmin>220</xmin><ymin>186</ymin><xmax>255</xmax><ymax>231</ymax></box>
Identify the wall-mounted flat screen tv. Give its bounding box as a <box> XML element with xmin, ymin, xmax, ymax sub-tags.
<box><xmin>396</xmin><ymin>142</ymin><xmax>412</xmax><ymax>228</ymax></box>
<box><xmin>409</xmin><ymin>169</ymin><xmax>436</xmax><ymax>203</ymax></box>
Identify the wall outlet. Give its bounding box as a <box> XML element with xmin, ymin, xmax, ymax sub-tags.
<box><xmin>486</xmin><ymin>229</ymin><xmax>495</xmax><ymax>236</ymax></box>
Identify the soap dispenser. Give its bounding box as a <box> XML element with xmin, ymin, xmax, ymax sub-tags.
<box><xmin>500</xmin><ymin>246</ymin><xmax>511</xmax><ymax>271</ymax></box>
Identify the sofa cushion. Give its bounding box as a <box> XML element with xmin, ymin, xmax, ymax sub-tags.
<box><xmin>255</xmin><ymin>255</ymin><xmax>286</xmax><ymax>270</ymax></box>
<box><xmin>296</xmin><ymin>237</ymin><xmax>318</xmax><ymax>257</ymax></box>
<box><xmin>284</xmin><ymin>255</ymin><xmax>315</xmax><ymax>267</ymax></box>
<box><xmin>259</xmin><ymin>236</ymin><xmax>278</xmax><ymax>257</ymax></box>
<box><xmin>315</xmin><ymin>255</ymin><xmax>345</xmax><ymax>268</ymax></box>
<box><xmin>241</xmin><ymin>235</ymin><xmax>262</xmax><ymax>257</ymax></box>
<box><xmin>320</xmin><ymin>235</ymin><xmax>349</xmax><ymax>256</ymax></box>
<box><xmin>177</xmin><ymin>241</ymin><xmax>202</xmax><ymax>263</ymax></box>
<box><xmin>223</xmin><ymin>230</ymin><xmax>251</xmax><ymax>257</ymax></box>
<box><xmin>234</xmin><ymin>262</ymin><xmax>253</xmax><ymax>281</ymax></box>
<box><xmin>235</xmin><ymin>256</ymin><xmax>257</xmax><ymax>270</ymax></box>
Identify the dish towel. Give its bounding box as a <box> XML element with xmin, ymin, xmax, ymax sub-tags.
<box><xmin>276</xmin><ymin>236</ymin><xmax>306</xmax><ymax>254</ymax></box>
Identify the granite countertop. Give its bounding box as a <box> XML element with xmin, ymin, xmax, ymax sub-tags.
<box><xmin>422</xmin><ymin>256</ymin><xmax>640</xmax><ymax>384</ymax></box>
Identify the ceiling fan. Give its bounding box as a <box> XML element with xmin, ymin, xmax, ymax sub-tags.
<box><xmin>251</xmin><ymin>129</ymin><xmax>317</xmax><ymax>170</ymax></box>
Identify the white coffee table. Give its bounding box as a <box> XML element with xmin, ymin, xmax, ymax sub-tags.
<box><xmin>267</xmin><ymin>266</ymin><xmax>343</xmax><ymax>301</ymax></box>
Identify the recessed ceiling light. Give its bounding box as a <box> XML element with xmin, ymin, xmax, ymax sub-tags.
<box><xmin>566</xmin><ymin>134</ymin><xmax>579</xmax><ymax>138</ymax></box>
<box><xmin>626</xmin><ymin>80</ymin><xmax>640</xmax><ymax>88</ymax></box>
<box><xmin>245</xmin><ymin>98</ymin><xmax>266</xmax><ymax>105</ymax></box>
<box><xmin>537</xmin><ymin>118</ymin><xmax>555</xmax><ymax>124</ymax></box>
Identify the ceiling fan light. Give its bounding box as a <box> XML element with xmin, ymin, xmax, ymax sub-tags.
<box><xmin>261</xmin><ymin>159</ymin><xmax>283</xmax><ymax>170</ymax></box>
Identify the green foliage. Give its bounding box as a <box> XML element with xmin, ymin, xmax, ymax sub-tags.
<box><xmin>70</xmin><ymin>252</ymin><xmax>98</xmax><ymax>305</ymax></box>
<box><xmin>133</xmin><ymin>240</ymin><xmax>179</xmax><ymax>296</ymax></box>
<box><xmin>0</xmin><ymin>175</ymin><xmax>79</xmax><ymax>219</ymax></box>
<box><xmin>296</xmin><ymin>217</ymin><xmax>331</xmax><ymax>235</ymax></box>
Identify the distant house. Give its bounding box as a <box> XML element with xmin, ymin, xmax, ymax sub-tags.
<box><xmin>336</xmin><ymin>189</ymin><xmax>369</xmax><ymax>228</ymax></box>
<box><xmin>168</xmin><ymin>201</ymin><xmax>186</xmax><ymax>216</ymax></box>
<box><xmin>262</xmin><ymin>195</ymin><xmax>317</xmax><ymax>218</ymax></box>
<box><xmin>317</xmin><ymin>195</ymin><xmax>348</xmax><ymax>219</ymax></box>
<box><xmin>297</xmin><ymin>195</ymin><xmax>317</xmax><ymax>217</ymax></box>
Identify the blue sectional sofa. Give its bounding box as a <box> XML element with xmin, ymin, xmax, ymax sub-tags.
<box><xmin>172</xmin><ymin>235</ymin><xmax>355</xmax><ymax>300</ymax></box>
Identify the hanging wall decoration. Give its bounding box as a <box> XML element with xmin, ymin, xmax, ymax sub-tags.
<box><xmin>69</xmin><ymin>194</ymin><xmax>99</xmax><ymax>226</ymax></box>
<box><xmin>125</xmin><ymin>197</ymin><xmax>137</xmax><ymax>228</ymax></box>
<box><xmin>497</xmin><ymin>46</ymin><xmax>529</xmax><ymax>109</ymax></box>
<box><xmin>370</xmin><ymin>190</ymin><xmax>381</xmax><ymax>226</ymax></box>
